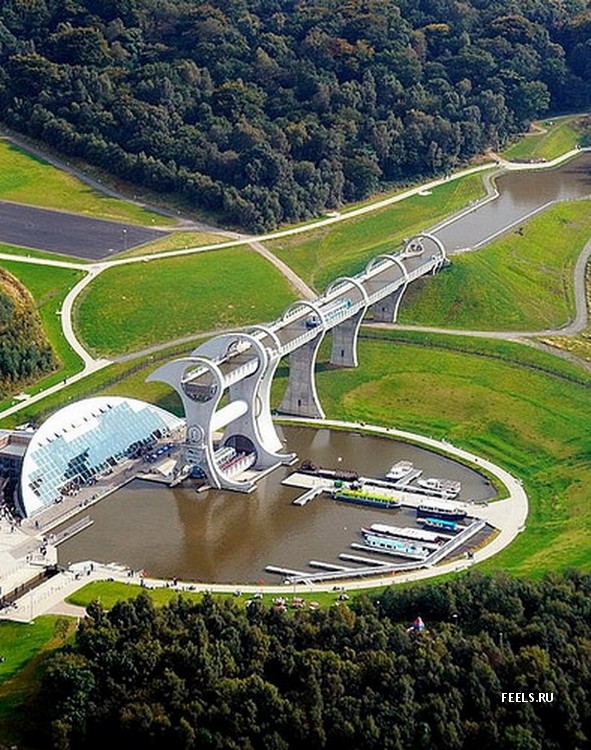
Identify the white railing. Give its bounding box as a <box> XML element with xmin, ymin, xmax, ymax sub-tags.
<box><xmin>226</xmin><ymin>256</ymin><xmax>441</xmax><ymax>367</ymax></box>
<box><xmin>221</xmin><ymin>452</ymin><xmax>256</xmax><ymax>477</ymax></box>
<box><xmin>222</xmin><ymin>358</ymin><xmax>258</xmax><ymax>387</ymax></box>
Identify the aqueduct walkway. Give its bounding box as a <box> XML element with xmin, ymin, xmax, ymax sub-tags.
<box><xmin>148</xmin><ymin>234</ymin><xmax>447</xmax><ymax>491</ymax></box>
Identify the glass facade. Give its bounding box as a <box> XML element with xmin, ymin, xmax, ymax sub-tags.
<box><xmin>21</xmin><ymin>397</ymin><xmax>182</xmax><ymax>516</ymax></box>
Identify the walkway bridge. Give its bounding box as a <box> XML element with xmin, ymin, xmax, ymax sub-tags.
<box><xmin>148</xmin><ymin>234</ymin><xmax>446</xmax><ymax>491</ymax></box>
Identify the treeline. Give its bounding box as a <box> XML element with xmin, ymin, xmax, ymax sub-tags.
<box><xmin>0</xmin><ymin>1</ymin><xmax>590</xmax><ymax>230</ymax></box>
<box><xmin>0</xmin><ymin>269</ymin><xmax>56</xmax><ymax>398</ymax></box>
<box><xmin>39</xmin><ymin>571</ymin><xmax>590</xmax><ymax>749</ymax></box>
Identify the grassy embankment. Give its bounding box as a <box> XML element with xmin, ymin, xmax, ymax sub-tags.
<box><xmin>0</xmin><ymin>139</ymin><xmax>174</xmax><ymax>227</ymax></box>
<box><xmin>267</xmin><ymin>172</ymin><xmax>488</xmax><ymax>291</ymax></box>
<box><xmin>399</xmin><ymin>199</ymin><xmax>591</xmax><ymax>331</ymax></box>
<box><xmin>500</xmin><ymin>114</ymin><xmax>584</xmax><ymax>162</ymax></box>
<box><xmin>74</xmin><ymin>248</ymin><xmax>298</xmax><ymax>357</ymax></box>
<box><xmin>114</xmin><ymin>229</ymin><xmax>230</xmax><ymax>258</ymax></box>
<box><xmin>316</xmin><ymin>331</ymin><xmax>591</xmax><ymax>575</ymax></box>
<box><xmin>0</xmin><ymin>616</ymin><xmax>76</xmax><ymax>744</ymax></box>
<box><xmin>0</xmin><ymin>260</ymin><xmax>84</xmax><ymax>413</ymax></box>
<box><xmin>541</xmin><ymin>263</ymin><xmax>591</xmax><ymax>361</ymax></box>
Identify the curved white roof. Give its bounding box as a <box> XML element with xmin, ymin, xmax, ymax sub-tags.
<box><xmin>21</xmin><ymin>397</ymin><xmax>182</xmax><ymax>517</ymax></box>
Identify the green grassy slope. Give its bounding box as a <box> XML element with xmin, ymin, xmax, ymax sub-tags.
<box><xmin>75</xmin><ymin>248</ymin><xmax>297</xmax><ymax>356</ymax></box>
<box><xmin>268</xmin><ymin>173</ymin><xmax>488</xmax><ymax>291</ymax></box>
<box><xmin>399</xmin><ymin>199</ymin><xmax>591</xmax><ymax>330</ymax></box>
<box><xmin>0</xmin><ymin>139</ymin><xmax>174</xmax><ymax>227</ymax></box>
<box><xmin>501</xmin><ymin>115</ymin><xmax>584</xmax><ymax>162</ymax></box>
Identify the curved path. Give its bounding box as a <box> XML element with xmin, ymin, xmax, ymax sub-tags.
<box><xmin>3</xmin><ymin>417</ymin><xmax>528</xmax><ymax>621</ymax></box>
<box><xmin>0</xmin><ymin>147</ymin><xmax>589</xmax><ymax>425</ymax></box>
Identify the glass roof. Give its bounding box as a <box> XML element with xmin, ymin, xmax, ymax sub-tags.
<box><xmin>20</xmin><ymin>397</ymin><xmax>182</xmax><ymax>517</ymax></box>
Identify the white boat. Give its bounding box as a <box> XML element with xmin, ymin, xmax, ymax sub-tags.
<box><xmin>417</xmin><ymin>498</ymin><xmax>467</xmax><ymax>520</ymax></box>
<box><xmin>360</xmin><ymin>532</ymin><xmax>430</xmax><ymax>560</ymax></box>
<box><xmin>386</xmin><ymin>460</ymin><xmax>414</xmax><ymax>480</ymax></box>
<box><xmin>369</xmin><ymin>523</ymin><xmax>446</xmax><ymax>544</ymax></box>
<box><xmin>417</xmin><ymin>476</ymin><xmax>461</xmax><ymax>497</ymax></box>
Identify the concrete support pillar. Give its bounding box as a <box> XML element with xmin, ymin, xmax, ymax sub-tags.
<box><xmin>371</xmin><ymin>284</ymin><xmax>407</xmax><ymax>323</ymax></box>
<box><xmin>278</xmin><ymin>334</ymin><xmax>325</xmax><ymax>418</ymax></box>
<box><xmin>330</xmin><ymin>307</ymin><xmax>365</xmax><ymax>367</ymax></box>
<box><xmin>225</xmin><ymin>370</ymin><xmax>292</xmax><ymax>469</ymax></box>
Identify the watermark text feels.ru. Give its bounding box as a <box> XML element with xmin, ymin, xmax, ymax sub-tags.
<box><xmin>501</xmin><ymin>693</ymin><xmax>554</xmax><ymax>703</ymax></box>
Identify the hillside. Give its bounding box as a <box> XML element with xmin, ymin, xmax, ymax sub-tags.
<box><xmin>0</xmin><ymin>1</ymin><xmax>590</xmax><ymax>230</ymax></box>
<box><xmin>0</xmin><ymin>268</ymin><xmax>56</xmax><ymax>398</ymax></box>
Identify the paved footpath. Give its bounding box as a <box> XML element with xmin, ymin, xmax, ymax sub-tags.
<box><xmin>1</xmin><ymin>419</ymin><xmax>528</xmax><ymax>621</ymax></box>
<box><xmin>1</xmin><ymin>147</ymin><xmax>588</xmax><ymax>427</ymax></box>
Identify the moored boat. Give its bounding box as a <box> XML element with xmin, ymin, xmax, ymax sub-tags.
<box><xmin>416</xmin><ymin>476</ymin><xmax>461</xmax><ymax>498</ymax></box>
<box><xmin>416</xmin><ymin>498</ymin><xmax>467</xmax><ymax>521</ymax></box>
<box><xmin>332</xmin><ymin>487</ymin><xmax>401</xmax><ymax>509</ymax></box>
<box><xmin>360</xmin><ymin>532</ymin><xmax>430</xmax><ymax>559</ymax></box>
<box><xmin>298</xmin><ymin>460</ymin><xmax>358</xmax><ymax>482</ymax></box>
<box><xmin>417</xmin><ymin>516</ymin><xmax>464</xmax><ymax>532</ymax></box>
<box><xmin>369</xmin><ymin>522</ymin><xmax>445</xmax><ymax>544</ymax></box>
<box><xmin>362</xmin><ymin>526</ymin><xmax>440</xmax><ymax>551</ymax></box>
<box><xmin>386</xmin><ymin>460</ymin><xmax>416</xmax><ymax>481</ymax></box>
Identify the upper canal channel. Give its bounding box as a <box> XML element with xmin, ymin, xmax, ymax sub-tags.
<box><xmin>434</xmin><ymin>151</ymin><xmax>591</xmax><ymax>251</ymax></box>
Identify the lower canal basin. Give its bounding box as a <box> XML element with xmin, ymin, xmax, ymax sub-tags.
<box><xmin>57</xmin><ymin>426</ymin><xmax>496</xmax><ymax>584</ymax></box>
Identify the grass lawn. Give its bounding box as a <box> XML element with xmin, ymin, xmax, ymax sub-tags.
<box><xmin>66</xmin><ymin>580</ymin><xmax>362</xmax><ymax>611</ymax></box>
<box><xmin>0</xmin><ymin>615</ymin><xmax>76</xmax><ymax>745</ymax></box>
<box><xmin>74</xmin><ymin>247</ymin><xmax>297</xmax><ymax>356</ymax></box>
<box><xmin>399</xmin><ymin>199</ymin><xmax>591</xmax><ymax>330</ymax></box>
<box><xmin>0</xmin><ymin>259</ymin><xmax>84</xmax><ymax>411</ymax></box>
<box><xmin>0</xmin><ymin>139</ymin><xmax>174</xmax><ymax>227</ymax></box>
<box><xmin>501</xmin><ymin>115</ymin><xmax>584</xmax><ymax>162</ymax></box>
<box><xmin>267</xmin><ymin>172</ymin><xmax>487</xmax><ymax>291</ymax></box>
<box><xmin>117</xmin><ymin>229</ymin><xmax>231</xmax><ymax>258</ymax></box>
<box><xmin>312</xmin><ymin>332</ymin><xmax>591</xmax><ymax>576</ymax></box>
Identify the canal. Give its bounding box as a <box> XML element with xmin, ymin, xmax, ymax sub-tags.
<box><xmin>434</xmin><ymin>151</ymin><xmax>591</xmax><ymax>251</ymax></box>
<box><xmin>57</xmin><ymin>426</ymin><xmax>495</xmax><ymax>584</ymax></box>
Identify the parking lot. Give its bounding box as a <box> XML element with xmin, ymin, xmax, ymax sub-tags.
<box><xmin>0</xmin><ymin>200</ymin><xmax>166</xmax><ymax>258</ymax></box>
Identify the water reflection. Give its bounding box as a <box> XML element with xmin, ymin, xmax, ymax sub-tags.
<box><xmin>57</xmin><ymin>426</ymin><xmax>495</xmax><ymax>583</ymax></box>
<box><xmin>436</xmin><ymin>153</ymin><xmax>591</xmax><ymax>251</ymax></box>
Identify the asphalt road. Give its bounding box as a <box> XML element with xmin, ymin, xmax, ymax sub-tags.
<box><xmin>0</xmin><ymin>200</ymin><xmax>166</xmax><ymax>258</ymax></box>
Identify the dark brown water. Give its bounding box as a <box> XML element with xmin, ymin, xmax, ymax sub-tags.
<box><xmin>57</xmin><ymin>426</ymin><xmax>494</xmax><ymax>584</ymax></box>
<box><xmin>435</xmin><ymin>152</ymin><xmax>591</xmax><ymax>251</ymax></box>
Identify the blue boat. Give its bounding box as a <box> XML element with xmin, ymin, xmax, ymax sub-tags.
<box><xmin>417</xmin><ymin>516</ymin><xmax>463</xmax><ymax>532</ymax></box>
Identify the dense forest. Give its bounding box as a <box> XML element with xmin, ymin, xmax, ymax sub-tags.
<box><xmin>0</xmin><ymin>0</ymin><xmax>590</xmax><ymax>229</ymax></box>
<box><xmin>0</xmin><ymin>269</ymin><xmax>55</xmax><ymax>398</ymax></box>
<box><xmin>39</xmin><ymin>572</ymin><xmax>591</xmax><ymax>750</ymax></box>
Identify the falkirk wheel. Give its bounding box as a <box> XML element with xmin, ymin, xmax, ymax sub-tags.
<box><xmin>147</xmin><ymin>233</ymin><xmax>447</xmax><ymax>492</ymax></box>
